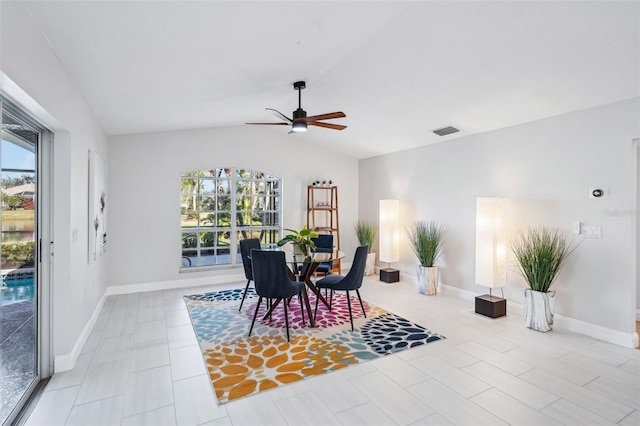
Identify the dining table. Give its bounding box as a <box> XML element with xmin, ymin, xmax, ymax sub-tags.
<box><xmin>259</xmin><ymin>250</ymin><xmax>344</xmax><ymax>327</ymax></box>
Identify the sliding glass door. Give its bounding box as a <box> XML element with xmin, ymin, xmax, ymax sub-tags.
<box><xmin>0</xmin><ymin>97</ymin><xmax>47</xmax><ymax>425</ymax></box>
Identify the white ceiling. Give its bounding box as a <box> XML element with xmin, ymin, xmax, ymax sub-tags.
<box><xmin>21</xmin><ymin>0</ymin><xmax>640</xmax><ymax>159</ymax></box>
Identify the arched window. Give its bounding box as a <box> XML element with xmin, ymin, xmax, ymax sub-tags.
<box><xmin>180</xmin><ymin>168</ymin><xmax>281</xmax><ymax>269</ymax></box>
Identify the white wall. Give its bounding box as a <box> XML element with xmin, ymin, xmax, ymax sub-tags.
<box><xmin>1</xmin><ymin>2</ymin><xmax>109</xmax><ymax>365</ymax></box>
<box><xmin>359</xmin><ymin>98</ymin><xmax>639</xmax><ymax>335</ymax></box>
<box><xmin>107</xmin><ymin>125</ymin><xmax>359</xmax><ymax>288</ymax></box>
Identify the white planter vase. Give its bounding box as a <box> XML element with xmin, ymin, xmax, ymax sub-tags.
<box><xmin>416</xmin><ymin>266</ymin><xmax>439</xmax><ymax>295</ymax></box>
<box><xmin>293</xmin><ymin>244</ymin><xmax>308</xmax><ymax>257</ymax></box>
<box><xmin>364</xmin><ymin>252</ymin><xmax>376</xmax><ymax>276</ymax></box>
<box><xmin>523</xmin><ymin>289</ymin><xmax>556</xmax><ymax>332</ymax></box>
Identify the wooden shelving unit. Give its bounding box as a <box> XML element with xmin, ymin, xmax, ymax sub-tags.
<box><xmin>307</xmin><ymin>185</ymin><xmax>340</xmax><ymax>273</ymax></box>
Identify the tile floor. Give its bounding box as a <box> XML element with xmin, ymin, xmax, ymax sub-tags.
<box><xmin>24</xmin><ymin>276</ymin><xmax>640</xmax><ymax>425</ymax></box>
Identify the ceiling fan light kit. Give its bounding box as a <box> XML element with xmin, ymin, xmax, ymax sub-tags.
<box><xmin>292</xmin><ymin>121</ymin><xmax>308</xmax><ymax>132</ymax></box>
<box><xmin>246</xmin><ymin>81</ymin><xmax>346</xmax><ymax>133</ymax></box>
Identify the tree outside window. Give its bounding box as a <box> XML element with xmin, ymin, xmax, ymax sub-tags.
<box><xmin>180</xmin><ymin>168</ymin><xmax>281</xmax><ymax>268</ymax></box>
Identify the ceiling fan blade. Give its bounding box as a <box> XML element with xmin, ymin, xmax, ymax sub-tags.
<box><xmin>245</xmin><ymin>122</ymin><xmax>289</xmax><ymax>126</ymax></box>
<box><xmin>308</xmin><ymin>121</ymin><xmax>347</xmax><ymax>131</ymax></box>
<box><xmin>301</xmin><ymin>112</ymin><xmax>346</xmax><ymax>122</ymax></box>
<box><xmin>266</xmin><ymin>108</ymin><xmax>292</xmax><ymax>124</ymax></box>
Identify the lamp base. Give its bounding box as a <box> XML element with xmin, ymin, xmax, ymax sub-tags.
<box><xmin>380</xmin><ymin>268</ymin><xmax>399</xmax><ymax>283</ymax></box>
<box><xmin>475</xmin><ymin>294</ymin><xmax>506</xmax><ymax>318</ymax></box>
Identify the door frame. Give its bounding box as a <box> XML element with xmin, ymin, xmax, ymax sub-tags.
<box><xmin>0</xmin><ymin>94</ymin><xmax>53</xmax><ymax>424</ymax></box>
<box><xmin>634</xmin><ymin>140</ymin><xmax>640</xmax><ymax>321</ymax></box>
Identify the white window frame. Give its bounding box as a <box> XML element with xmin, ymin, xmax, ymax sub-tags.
<box><xmin>180</xmin><ymin>167</ymin><xmax>282</xmax><ymax>270</ymax></box>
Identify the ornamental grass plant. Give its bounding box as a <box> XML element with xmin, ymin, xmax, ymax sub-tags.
<box><xmin>355</xmin><ymin>220</ymin><xmax>376</xmax><ymax>253</ymax></box>
<box><xmin>407</xmin><ymin>221</ymin><xmax>444</xmax><ymax>267</ymax></box>
<box><xmin>510</xmin><ymin>226</ymin><xmax>576</xmax><ymax>293</ymax></box>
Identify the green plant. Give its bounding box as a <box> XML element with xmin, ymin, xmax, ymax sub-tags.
<box><xmin>201</xmin><ymin>232</ymin><xmax>216</xmax><ymax>248</ymax></box>
<box><xmin>1</xmin><ymin>241</ymin><xmax>35</xmax><ymax>268</ymax></box>
<box><xmin>510</xmin><ymin>226</ymin><xmax>576</xmax><ymax>293</ymax></box>
<box><xmin>277</xmin><ymin>225</ymin><xmax>318</xmax><ymax>255</ymax></box>
<box><xmin>407</xmin><ymin>221</ymin><xmax>444</xmax><ymax>267</ymax></box>
<box><xmin>182</xmin><ymin>233</ymin><xmax>198</xmax><ymax>249</ymax></box>
<box><xmin>2</xmin><ymin>193</ymin><xmax>24</xmax><ymax>210</ymax></box>
<box><xmin>355</xmin><ymin>220</ymin><xmax>376</xmax><ymax>253</ymax></box>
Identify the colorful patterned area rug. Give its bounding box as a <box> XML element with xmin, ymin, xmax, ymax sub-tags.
<box><xmin>184</xmin><ymin>287</ymin><xmax>445</xmax><ymax>404</ymax></box>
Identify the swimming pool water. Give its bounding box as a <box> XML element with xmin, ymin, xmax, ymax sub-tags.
<box><xmin>0</xmin><ymin>279</ymin><xmax>35</xmax><ymax>306</ymax></box>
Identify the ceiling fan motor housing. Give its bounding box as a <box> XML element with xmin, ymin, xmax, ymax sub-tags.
<box><xmin>293</xmin><ymin>108</ymin><xmax>307</xmax><ymax>120</ymax></box>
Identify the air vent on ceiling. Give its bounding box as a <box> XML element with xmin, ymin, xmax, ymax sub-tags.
<box><xmin>433</xmin><ymin>126</ymin><xmax>459</xmax><ymax>136</ymax></box>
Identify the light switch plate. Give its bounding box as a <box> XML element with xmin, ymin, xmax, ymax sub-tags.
<box><xmin>573</xmin><ymin>221</ymin><xmax>581</xmax><ymax>234</ymax></box>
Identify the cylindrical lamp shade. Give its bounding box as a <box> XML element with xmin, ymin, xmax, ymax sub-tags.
<box><xmin>475</xmin><ymin>197</ymin><xmax>507</xmax><ymax>288</ymax></box>
<box><xmin>379</xmin><ymin>199</ymin><xmax>400</xmax><ymax>263</ymax></box>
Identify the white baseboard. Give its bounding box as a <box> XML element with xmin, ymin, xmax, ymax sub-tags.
<box><xmin>106</xmin><ymin>272</ymin><xmax>245</xmax><ymax>296</ymax></box>
<box><xmin>54</xmin><ymin>290</ymin><xmax>109</xmax><ymax>372</ymax></box>
<box><xmin>407</xmin><ymin>274</ymin><xmax>639</xmax><ymax>349</ymax></box>
<box><xmin>437</xmin><ymin>281</ymin><xmax>477</xmax><ymax>301</ymax></box>
<box><xmin>554</xmin><ymin>314</ymin><xmax>639</xmax><ymax>348</ymax></box>
<box><xmin>54</xmin><ymin>272</ymin><xmax>244</xmax><ymax>372</ymax></box>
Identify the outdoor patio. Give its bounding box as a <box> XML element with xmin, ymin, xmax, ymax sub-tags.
<box><xmin>0</xmin><ymin>297</ymin><xmax>36</xmax><ymax>423</ymax></box>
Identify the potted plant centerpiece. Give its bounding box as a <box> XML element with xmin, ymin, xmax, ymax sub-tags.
<box><xmin>277</xmin><ymin>225</ymin><xmax>318</xmax><ymax>258</ymax></box>
<box><xmin>510</xmin><ymin>226</ymin><xmax>576</xmax><ymax>332</ymax></box>
<box><xmin>408</xmin><ymin>221</ymin><xmax>444</xmax><ymax>295</ymax></box>
<box><xmin>355</xmin><ymin>220</ymin><xmax>377</xmax><ymax>276</ymax></box>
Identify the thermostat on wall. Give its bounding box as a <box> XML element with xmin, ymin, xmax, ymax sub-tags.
<box><xmin>589</xmin><ymin>188</ymin><xmax>607</xmax><ymax>199</ymax></box>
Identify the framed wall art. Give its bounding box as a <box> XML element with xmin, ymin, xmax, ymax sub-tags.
<box><xmin>88</xmin><ymin>149</ymin><xmax>107</xmax><ymax>263</ymax></box>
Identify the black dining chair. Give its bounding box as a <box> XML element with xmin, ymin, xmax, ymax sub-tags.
<box><xmin>297</xmin><ymin>233</ymin><xmax>334</xmax><ymax>281</ymax></box>
<box><xmin>249</xmin><ymin>249</ymin><xmax>306</xmax><ymax>342</ymax></box>
<box><xmin>313</xmin><ymin>245</ymin><xmax>368</xmax><ymax>331</ymax></box>
<box><xmin>312</xmin><ymin>234</ymin><xmax>334</xmax><ymax>276</ymax></box>
<box><xmin>238</xmin><ymin>238</ymin><xmax>261</xmax><ymax>311</ymax></box>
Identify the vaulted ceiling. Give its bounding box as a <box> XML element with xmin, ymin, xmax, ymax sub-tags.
<box><xmin>19</xmin><ymin>1</ymin><xmax>640</xmax><ymax>159</ymax></box>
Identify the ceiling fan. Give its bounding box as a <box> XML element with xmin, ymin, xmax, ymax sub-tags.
<box><xmin>246</xmin><ymin>81</ymin><xmax>346</xmax><ymax>133</ymax></box>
